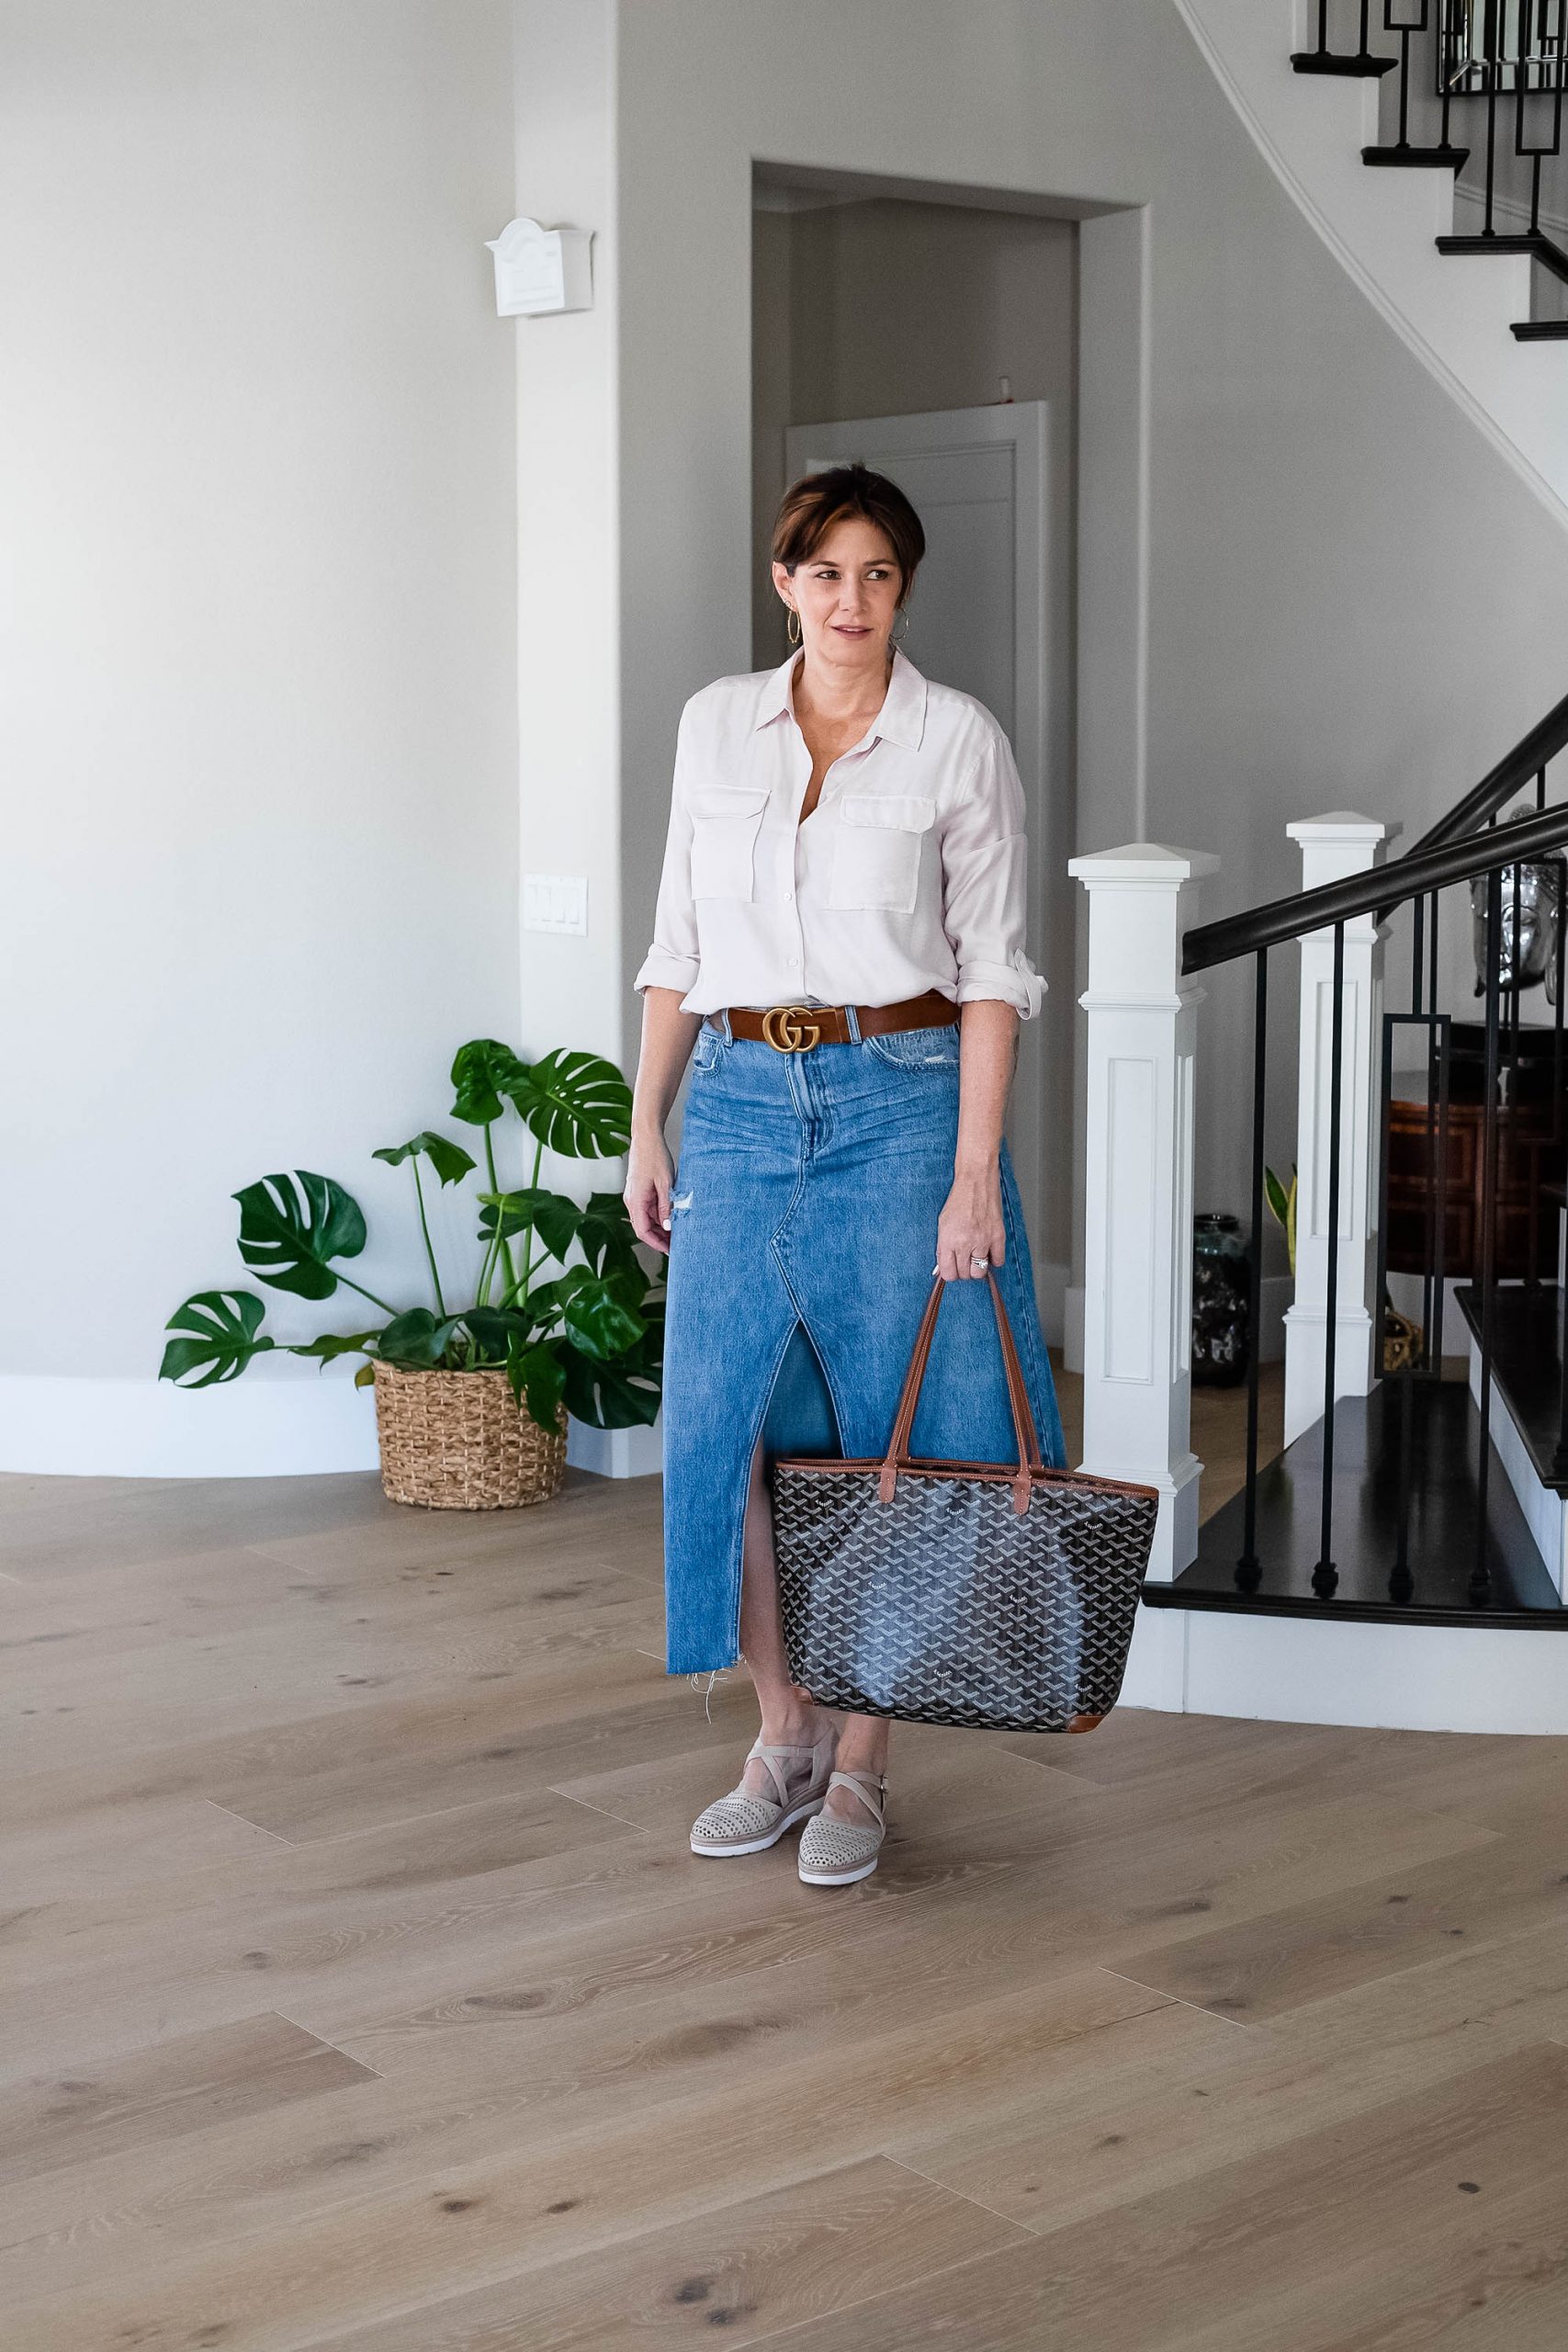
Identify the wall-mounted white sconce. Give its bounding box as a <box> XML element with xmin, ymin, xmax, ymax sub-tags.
<box><xmin>485</xmin><ymin>217</ymin><xmax>593</xmax><ymax>317</ymax></box>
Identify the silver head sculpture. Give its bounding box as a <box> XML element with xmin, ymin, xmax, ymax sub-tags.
<box><xmin>1471</xmin><ymin>806</ymin><xmax>1563</xmax><ymax>1002</ymax></box>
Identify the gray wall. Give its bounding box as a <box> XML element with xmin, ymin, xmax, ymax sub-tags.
<box><xmin>613</xmin><ymin>0</ymin><xmax>1568</xmax><ymax>1269</ymax></box>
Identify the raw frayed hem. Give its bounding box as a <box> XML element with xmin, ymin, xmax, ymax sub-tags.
<box><xmin>686</xmin><ymin>1665</ymin><xmax>740</xmax><ymax>1724</ymax></box>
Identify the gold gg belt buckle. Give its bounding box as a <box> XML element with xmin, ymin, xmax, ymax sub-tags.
<box><xmin>761</xmin><ymin>1002</ymin><xmax>823</xmax><ymax>1052</ymax></box>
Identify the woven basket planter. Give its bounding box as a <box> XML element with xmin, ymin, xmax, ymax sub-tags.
<box><xmin>371</xmin><ymin>1363</ymin><xmax>567</xmax><ymax>1510</ymax></box>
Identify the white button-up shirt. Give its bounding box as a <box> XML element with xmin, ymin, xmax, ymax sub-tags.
<box><xmin>632</xmin><ymin>648</ymin><xmax>1045</xmax><ymax>1021</ymax></box>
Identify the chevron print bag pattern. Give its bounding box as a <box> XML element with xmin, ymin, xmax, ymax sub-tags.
<box><xmin>770</xmin><ymin>1270</ymin><xmax>1159</xmax><ymax>1735</ymax></box>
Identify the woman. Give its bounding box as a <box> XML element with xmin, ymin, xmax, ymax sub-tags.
<box><xmin>626</xmin><ymin>463</ymin><xmax>1066</xmax><ymax>1888</ymax></box>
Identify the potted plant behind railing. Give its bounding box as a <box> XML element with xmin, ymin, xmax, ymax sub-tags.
<box><xmin>159</xmin><ymin>1038</ymin><xmax>661</xmax><ymax>1510</ymax></box>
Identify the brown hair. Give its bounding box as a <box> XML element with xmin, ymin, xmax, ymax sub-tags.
<box><xmin>771</xmin><ymin>463</ymin><xmax>926</xmax><ymax>606</ymax></box>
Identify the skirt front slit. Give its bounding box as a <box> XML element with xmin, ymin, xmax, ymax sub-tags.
<box><xmin>660</xmin><ymin>1018</ymin><xmax>1067</xmax><ymax>1679</ymax></box>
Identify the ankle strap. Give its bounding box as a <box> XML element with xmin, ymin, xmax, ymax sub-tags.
<box><xmin>748</xmin><ymin>1727</ymin><xmax>831</xmax><ymax>1808</ymax></box>
<box><xmin>827</xmin><ymin>1766</ymin><xmax>886</xmax><ymax>1826</ymax></box>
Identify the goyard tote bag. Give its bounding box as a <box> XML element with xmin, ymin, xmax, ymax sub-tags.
<box><xmin>770</xmin><ymin>1270</ymin><xmax>1159</xmax><ymax>1735</ymax></box>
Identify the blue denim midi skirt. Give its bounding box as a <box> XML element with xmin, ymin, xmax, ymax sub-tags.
<box><xmin>660</xmin><ymin>1010</ymin><xmax>1067</xmax><ymax>1678</ymax></box>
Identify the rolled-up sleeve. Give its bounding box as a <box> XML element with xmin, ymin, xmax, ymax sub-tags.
<box><xmin>939</xmin><ymin>725</ymin><xmax>1046</xmax><ymax>1020</ymax></box>
<box><xmin>632</xmin><ymin>700</ymin><xmax>702</xmax><ymax>998</ymax></box>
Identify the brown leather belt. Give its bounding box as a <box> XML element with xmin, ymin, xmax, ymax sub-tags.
<box><xmin>707</xmin><ymin>989</ymin><xmax>959</xmax><ymax>1052</ymax></box>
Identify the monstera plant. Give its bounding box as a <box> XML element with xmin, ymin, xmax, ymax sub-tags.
<box><xmin>159</xmin><ymin>1038</ymin><xmax>662</xmax><ymax>1439</ymax></box>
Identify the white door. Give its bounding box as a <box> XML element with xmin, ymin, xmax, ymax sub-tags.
<box><xmin>783</xmin><ymin>404</ymin><xmax>1060</xmax><ymax>1332</ymax></box>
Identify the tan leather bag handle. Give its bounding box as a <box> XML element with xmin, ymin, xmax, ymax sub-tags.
<box><xmin>878</xmin><ymin>1270</ymin><xmax>1045</xmax><ymax>1516</ymax></box>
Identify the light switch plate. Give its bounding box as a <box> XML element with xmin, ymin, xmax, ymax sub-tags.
<box><xmin>524</xmin><ymin>873</ymin><xmax>589</xmax><ymax>935</ymax></box>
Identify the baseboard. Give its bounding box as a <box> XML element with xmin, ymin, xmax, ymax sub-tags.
<box><xmin>1064</xmin><ymin>1285</ymin><xmax>1086</xmax><ymax>1374</ymax></box>
<box><xmin>1258</xmin><ymin>1274</ymin><xmax>1290</xmax><ymax>1363</ymax></box>
<box><xmin>1037</xmin><ymin>1258</ymin><xmax>1069</xmax><ymax>1351</ymax></box>
<box><xmin>0</xmin><ymin>1373</ymin><xmax>662</xmax><ymax>1482</ymax></box>
<box><xmin>0</xmin><ymin>1372</ymin><xmax>381</xmax><ymax>1479</ymax></box>
<box><xmin>1065</xmin><ymin>1274</ymin><xmax>1285</xmax><ymax>1376</ymax></box>
<box><xmin>566</xmin><ymin>1414</ymin><xmax>664</xmax><ymax>1480</ymax></box>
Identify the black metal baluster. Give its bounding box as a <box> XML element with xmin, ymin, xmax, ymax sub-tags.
<box><xmin>1314</xmin><ymin>922</ymin><xmax>1347</xmax><ymax>1597</ymax></box>
<box><xmin>1473</xmin><ymin>865</ymin><xmax>1503</xmax><ymax>1602</ymax></box>
<box><xmin>1434</xmin><ymin>992</ymin><xmax>1451</xmax><ymax>1379</ymax></box>
<box><xmin>1483</xmin><ymin>0</ymin><xmax>1501</xmax><ymax>230</ymax></box>
<box><xmin>1425</xmin><ymin>888</ymin><xmax>1442</xmax><ymax>1360</ymax></box>
<box><xmin>1555</xmin><ymin>846</ymin><xmax>1568</xmax><ymax>1479</ymax></box>
<box><xmin>1236</xmin><ymin>948</ymin><xmax>1268</xmax><ymax>1591</ymax></box>
<box><xmin>1514</xmin><ymin>0</ymin><xmax>1564</xmax><ymax>237</ymax></box>
<box><xmin>1556</xmin><ymin>849</ymin><xmax>1566</xmax><ymax>1150</ymax></box>
<box><xmin>1314</xmin><ymin>0</ymin><xmax>1331</xmax><ymax>57</ymax></box>
<box><xmin>1377</xmin><ymin>1003</ymin><xmax>1416</xmax><ymax>1595</ymax></box>
<box><xmin>1510</xmin><ymin>853</ymin><xmax>1522</xmax><ymax>1106</ymax></box>
<box><xmin>1438</xmin><ymin>0</ymin><xmax>1459</xmax><ymax>146</ymax></box>
<box><xmin>1393</xmin><ymin>3</ymin><xmax>1415</xmax><ymax>145</ymax></box>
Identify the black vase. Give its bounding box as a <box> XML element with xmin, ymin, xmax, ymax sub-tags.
<box><xmin>1191</xmin><ymin>1212</ymin><xmax>1250</xmax><ymax>1388</ymax></box>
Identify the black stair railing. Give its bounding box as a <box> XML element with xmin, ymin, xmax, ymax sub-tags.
<box><xmin>1183</xmin><ymin>790</ymin><xmax>1568</xmax><ymax>1611</ymax></box>
<box><xmin>1293</xmin><ymin>0</ymin><xmax>1568</xmax><ymax>338</ymax></box>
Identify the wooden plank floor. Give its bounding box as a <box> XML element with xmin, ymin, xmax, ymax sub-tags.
<box><xmin>6</xmin><ymin>1360</ymin><xmax>1568</xmax><ymax>2349</ymax></box>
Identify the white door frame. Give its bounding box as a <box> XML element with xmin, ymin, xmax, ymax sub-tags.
<box><xmin>782</xmin><ymin>402</ymin><xmax>1056</xmax><ymax>1322</ymax></box>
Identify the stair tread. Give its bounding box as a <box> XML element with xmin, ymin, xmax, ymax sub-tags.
<box><xmin>1455</xmin><ymin>1283</ymin><xmax>1568</xmax><ymax>1494</ymax></box>
<box><xmin>1148</xmin><ymin>1381</ymin><xmax>1564</xmax><ymax>1624</ymax></box>
<box><xmin>1292</xmin><ymin>50</ymin><xmax>1397</xmax><ymax>76</ymax></box>
<box><xmin>1438</xmin><ymin>231</ymin><xmax>1568</xmax><ymax>286</ymax></box>
<box><xmin>1362</xmin><ymin>144</ymin><xmax>1468</xmax><ymax>168</ymax></box>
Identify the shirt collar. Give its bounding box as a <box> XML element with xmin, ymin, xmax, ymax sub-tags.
<box><xmin>753</xmin><ymin>645</ymin><xmax>928</xmax><ymax>752</ymax></box>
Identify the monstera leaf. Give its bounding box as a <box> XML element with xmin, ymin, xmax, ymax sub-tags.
<box><xmin>503</xmin><ymin>1049</ymin><xmax>633</xmax><ymax>1159</ymax></box>
<box><xmin>576</xmin><ymin>1190</ymin><xmax>651</xmax><ymax>1282</ymax></box>
<box><xmin>375</xmin><ymin>1308</ymin><xmax>463</xmax><ymax>1368</ymax></box>
<box><xmin>449</xmin><ymin>1038</ymin><xmax>529</xmax><ymax>1128</ymax></box>
<box><xmin>290</xmin><ymin>1329</ymin><xmax>382</xmax><ymax>1368</ymax></box>
<box><xmin>461</xmin><ymin>1306</ymin><xmax>533</xmax><ymax>1362</ymax></box>
<box><xmin>504</xmin><ymin>1337</ymin><xmax>568</xmax><ymax>1433</ymax></box>
<box><xmin>372</xmin><ymin>1131</ymin><xmax>476</xmax><ymax>1186</ymax></box>
<box><xmin>558</xmin><ymin>1304</ymin><xmax>663</xmax><ymax>1429</ymax></box>
<box><xmin>160</xmin><ymin>1292</ymin><xmax>275</xmax><ymax>1387</ymax></box>
<box><xmin>557</xmin><ymin>1264</ymin><xmax>646</xmax><ymax>1361</ymax></box>
<box><xmin>234</xmin><ymin>1172</ymin><xmax>367</xmax><ymax>1300</ymax></box>
<box><xmin>478</xmin><ymin>1188</ymin><xmax>582</xmax><ymax>1261</ymax></box>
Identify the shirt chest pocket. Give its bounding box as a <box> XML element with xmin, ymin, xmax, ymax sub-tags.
<box><xmin>829</xmin><ymin>793</ymin><xmax>937</xmax><ymax>915</ymax></box>
<box><xmin>689</xmin><ymin>785</ymin><xmax>771</xmax><ymax>901</ymax></box>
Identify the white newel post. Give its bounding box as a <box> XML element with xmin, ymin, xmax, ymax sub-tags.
<box><xmin>1282</xmin><ymin>813</ymin><xmax>1394</xmax><ymax>1450</ymax></box>
<box><xmin>1070</xmin><ymin>844</ymin><xmax>1217</xmax><ymax>1585</ymax></box>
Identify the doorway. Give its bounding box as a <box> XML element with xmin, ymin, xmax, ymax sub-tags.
<box><xmin>752</xmin><ymin>187</ymin><xmax>1077</xmax><ymax>1336</ymax></box>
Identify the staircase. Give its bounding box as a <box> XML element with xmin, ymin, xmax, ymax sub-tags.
<box><xmin>1073</xmin><ymin>689</ymin><xmax>1568</xmax><ymax>1731</ymax></box>
<box><xmin>1175</xmin><ymin>0</ymin><xmax>1568</xmax><ymax>512</ymax></box>
<box><xmin>1292</xmin><ymin>0</ymin><xmax>1568</xmax><ymax>342</ymax></box>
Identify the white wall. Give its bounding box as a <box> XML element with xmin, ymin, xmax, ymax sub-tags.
<box><xmin>0</xmin><ymin>2</ymin><xmax>519</xmax><ymax>1471</ymax></box>
<box><xmin>609</xmin><ymin>0</ymin><xmax>1568</xmax><ymax>1270</ymax></box>
<box><xmin>514</xmin><ymin>0</ymin><xmax>623</xmax><ymax>1062</ymax></box>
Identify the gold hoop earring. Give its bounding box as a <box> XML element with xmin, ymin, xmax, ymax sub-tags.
<box><xmin>786</xmin><ymin>608</ymin><xmax>801</xmax><ymax>646</ymax></box>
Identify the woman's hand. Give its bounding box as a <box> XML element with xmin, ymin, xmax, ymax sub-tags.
<box><xmin>626</xmin><ymin>989</ymin><xmax>703</xmax><ymax>1256</ymax></box>
<box><xmin>935</xmin><ymin>1159</ymin><xmax>1007</xmax><ymax>1282</ymax></box>
<box><xmin>625</xmin><ymin>1128</ymin><xmax>676</xmax><ymax>1255</ymax></box>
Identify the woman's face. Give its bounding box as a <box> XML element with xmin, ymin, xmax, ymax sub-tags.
<box><xmin>773</xmin><ymin>516</ymin><xmax>903</xmax><ymax>676</ymax></box>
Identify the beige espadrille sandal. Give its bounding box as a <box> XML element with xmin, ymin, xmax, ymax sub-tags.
<box><xmin>796</xmin><ymin>1765</ymin><xmax>886</xmax><ymax>1886</ymax></box>
<box><xmin>689</xmin><ymin>1713</ymin><xmax>840</xmax><ymax>1858</ymax></box>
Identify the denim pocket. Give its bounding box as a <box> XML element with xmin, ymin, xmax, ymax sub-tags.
<box><xmin>690</xmin><ymin>1022</ymin><xmax>724</xmax><ymax>1075</ymax></box>
<box><xmin>864</xmin><ymin>1023</ymin><xmax>960</xmax><ymax>1071</ymax></box>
